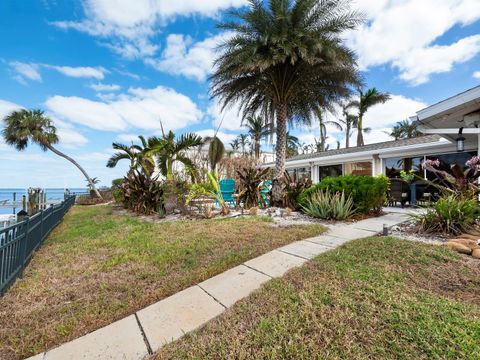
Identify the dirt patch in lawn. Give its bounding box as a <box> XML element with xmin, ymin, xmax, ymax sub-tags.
<box><xmin>0</xmin><ymin>205</ymin><xmax>326</xmax><ymax>360</ymax></box>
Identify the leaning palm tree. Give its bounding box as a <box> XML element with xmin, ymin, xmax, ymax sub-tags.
<box><xmin>314</xmin><ymin>107</ymin><xmax>343</xmax><ymax>152</ymax></box>
<box><xmin>243</xmin><ymin>115</ymin><xmax>270</xmax><ymax>159</ymax></box>
<box><xmin>147</xmin><ymin>130</ymin><xmax>204</xmax><ymax>181</ymax></box>
<box><xmin>237</xmin><ymin>134</ymin><xmax>250</xmax><ymax>155</ymax></box>
<box><xmin>211</xmin><ymin>0</ymin><xmax>362</xmax><ymax>203</ymax></box>
<box><xmin>2</xmin><ymin>109</ymin><xmax>102</xmax><ymax>198</ymax></box>
<box><xmin>347</xmin><ymin>88</ymin><xmax>390</xmax><ymax>147</ymax></box>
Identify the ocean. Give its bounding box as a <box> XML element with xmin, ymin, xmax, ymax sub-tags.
<box><xmin>0</xmin><ymin>188</ymin><xmax>89</xmax><ymax>215</ymax></box>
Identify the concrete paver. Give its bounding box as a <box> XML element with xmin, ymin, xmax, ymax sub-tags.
<box><xmin>278</xmin><ymin>240</ymin><xmax>331</xmax><ymax>259</ymax></box>
<box><xmin>198</xmin><ymin>264</ymin><xmax>271</xmax><ymax>307</ymax></box>
<box><xmin>44</xmin><ymin>315</ymin><xmax>148</xmax><ymax>360</ymax></box>
<box><xmin>244</xmin><ymin>250</ymin><xmax>307</xmax><ymax>277</ymax></box>
<box><xmin>137</xmin><ymin>285</ymin><xmax>225</xmax><ymax>350</ymax></box>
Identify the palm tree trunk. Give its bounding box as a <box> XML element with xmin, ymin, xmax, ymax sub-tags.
<box><xmin>46</xmin><ymin>144</ymin><xmax>103</xmax><ymax>199</ymax></box>
<box><xmin>356</xmin><ymin>116</ymin><xmax>364</xmax><ymax>147</ymax></box>
<box><xmin>255</xmin><ymin>137</ymin><xmax>260</xmax><ymax>159</ymax></box>
<box><xmin>272</xmin><ymin>104</ymin><xmax>287</xmax><ymax>205</ymax></box>
<box><xmin>345</xmin><ymin>125</ymin><xmax>350</xmax><ymax>148</ymax></box>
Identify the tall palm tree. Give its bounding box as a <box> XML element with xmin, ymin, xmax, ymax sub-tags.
<box><xmin>347</xmin><ymin>88</ymin><xmax>390</xmax><ymax>147</ymax></box>
<box><xmin>2</xmin><ymin>109</ymin><xmax>102</xmax><ymax>198</ymax></box>
<box><xmin>389</xmin><ymin>119</ymin><xmax>422</xmax><ymax>140</ymax></box>
<box><xmin>338</xmin><ymin>106</ymin><xmax>357</xmax><ymax>148</ymax></box>
<box><xmin>211</xmin><ymin>0</ymin><xmax>362</xmax><ymax>203</ymax></box>
<box><xmin>314</xmin><ymin>107</ymin><xmax>343</xmax><ymax>152</ymax></box>
<box><xmin>237</xmin><ymin>134</ymin><xmax>250</xmax><ymax>155</ymax></box>
<box><xmin>243</xmin><ymin>115</ymin><xmax>270</xmax><ymax>159</ymax></box>
<box><xmin>147</xmin><ymin>131</ymin><xmax>204</xmax><ymax>181</ymax></box>
<box><xmin>106</xmin><ymin>135</ymin><xmax>155</xmax><ymax>177</ymax></box>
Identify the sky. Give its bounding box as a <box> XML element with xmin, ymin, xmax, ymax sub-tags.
<box><xmin>0</xmin><ymin>0</ymin><xmax>479</xmax><ymax>188</ymax></box>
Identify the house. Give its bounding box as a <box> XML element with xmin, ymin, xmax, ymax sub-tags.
<box><xmin>264</xmin><ymin>85</ymin><xmax>480</xmax><ymax>183</ymax></box>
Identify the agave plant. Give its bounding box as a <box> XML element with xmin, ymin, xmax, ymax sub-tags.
<box><xmin>236</xmin><ymin>166</ymin><xmax>270</xmax><ymax>208</ymax></box>
<box><xmin>301</xmin><ymin>190</ymin><xmax>355</xmax><ymax>220</ymax></box>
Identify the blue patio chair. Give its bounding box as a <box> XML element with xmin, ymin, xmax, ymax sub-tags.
<box><xmin>219</xmin><ymin>178</ymin><xmax>236</xmax><ymax>206</ymax></box>
<box><xmin>259</xmin><ymin>180</ymin><xmax>272</xmax><ymax>206</ymax></box>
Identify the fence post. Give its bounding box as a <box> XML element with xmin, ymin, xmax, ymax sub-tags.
<box><xmin>19</xmin><ymin>216</ymin><xmax>30</xmax><ymax>278</ymax></box>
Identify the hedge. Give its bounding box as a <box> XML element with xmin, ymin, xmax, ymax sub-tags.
<box><xmin>298</xmin><ymin>175</ymin><xmax>389</xmax><ymax>214</ymax></box>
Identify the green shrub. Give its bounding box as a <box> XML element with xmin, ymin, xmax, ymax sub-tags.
<box><xmin>299</xmin><ymin>175</ymin><xmax>389</xmax><ymax>214</ymax></box>
<box><xmin>410</xmin><ymin>195</ymin><xmax>480</xmax><ymax>234</ymax></box>
<box><xmin>111</xmin><ymin>178</ymin><xmax>124</xmax><ymax>204</ymax></box>
<box><xmin>301</xmin><ymin>190</ymin><xmax>355</xmax><ymax>220</ymax></box>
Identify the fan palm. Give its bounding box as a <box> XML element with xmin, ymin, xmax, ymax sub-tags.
<box><xmin>2</xmin><ymin>109</ymin><xmax>102</xmax><ymax>198</ymax></box>
<box><xmin>147</xmin><ymin>131</ymin><xmax>203</xmax><ymax>181</ymax></box>
<box><xmin>211</xmin><ymin>0</ymin><xmax>362</xmax><ymax>203</ymax></box>
<box><xmin>244</xmin><ymin>115</ymin><xmax>270</xmax><ymax>158</ymax></box>
<box><xmin>347</xmin><ymin>88</ymin><xmax>390</xmax><ymax>146</ymax></box>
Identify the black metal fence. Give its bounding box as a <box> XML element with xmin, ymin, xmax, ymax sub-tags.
<box><xmin>0</xmin><ymin>195</ymin><xmax>76</xmax><ymax>295</ymax></box>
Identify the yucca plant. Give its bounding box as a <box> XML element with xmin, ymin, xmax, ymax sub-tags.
<box><xmin>301</xmin><ymin>190</ymin><xmax>355</xmax><ymax>220</ymax></box>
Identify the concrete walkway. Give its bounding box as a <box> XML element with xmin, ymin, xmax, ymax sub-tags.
<box><xmin>27</xmin><ymin>211</ymin><xmax>410</xmax><ymax>360</ymax></box>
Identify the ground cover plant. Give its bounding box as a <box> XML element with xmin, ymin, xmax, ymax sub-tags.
<box><xmin>0</xmin><ymin>205</ymin><xmax>325</xmax><ymax>360</ymax></box>
<box><xmin>155</xmin><ymin>237</ymin><xmax>480</xmax><ymax>360</ymax></box>
<box><xmin>299</xmin><ymin>175</ymin><xmax>389</xmax><ymax>215</ymax></box>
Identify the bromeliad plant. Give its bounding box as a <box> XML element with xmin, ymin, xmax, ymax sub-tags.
<box><xmin>421</xmin><ymin>157</ymin><xmax>480</xmax><ymax>197</ymax></box>
<box><xmin>282</xmin><ymin>171</ymin><xmax>312</xmax><ymax>209</ymax></box>
<box><xmin>236</xmin><ymin>166</ymin><xmax>270</xmax><ymax>208</ymax></box>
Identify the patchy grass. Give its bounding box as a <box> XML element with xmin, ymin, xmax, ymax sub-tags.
<box><xmin>0</xmin><ymin>205</ymin><xmax>326</xmax><ymax>360</ymax></box>
<box><xmin>155</xmin><ymin>237</ymin><xmax>480</xmax><ymax>360</ymax></box>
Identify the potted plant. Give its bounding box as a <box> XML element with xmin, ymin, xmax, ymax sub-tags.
<box><xmin>400</xmin><ymin>170</ymin><xmax>417</xmax><ymax>206</ymax></box>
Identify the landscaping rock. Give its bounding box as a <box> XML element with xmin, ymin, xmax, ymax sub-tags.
<box><xmin>449</xmin><ymin>238</ymin><xmax>480</xmax><ymax>250</ymax></box>
<box><xmin>472</xmin><ymin>249</ymin><xmax>480</xmax><ymax>259</ymax></box>
<box><xmin>446</xmin><ymin>241</ymin><xmax>472</xmax><ymax>255</ymax></box>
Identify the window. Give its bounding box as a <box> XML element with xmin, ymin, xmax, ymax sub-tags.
<box><xmin>385</xmin><ymin>157</ymin><xmax>423</xmax><ymax>179</ymax></box>
<box><xmin>318</xmin><ymin>164</ymin><xmax>343</xmax><ymax>180</ymax></box>
<box><xmin>288</xmin><ymin>167</ymin><xmax>311</xmax><ymax>182</ymax></box>
<box><xmin>344</xmin><ymin>161</ymin><xmax>372</xmax><ymax>176</ymax></box>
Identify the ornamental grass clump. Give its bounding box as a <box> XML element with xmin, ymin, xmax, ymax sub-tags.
<box><xmin>301</xmin><ymin>190</ymin><xmax>355</xmax><ymax>220</ymax></box>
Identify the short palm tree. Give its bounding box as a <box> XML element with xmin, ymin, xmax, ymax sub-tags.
<box><xmin>237</xmin><ymin>134</ymin><xmax>250</xmax><ymax>155</ymax></box>
<box><xmin>2</xmin><ymin>109</ymin><xmax>102</xmax><ymax>198</ymax></box>
<box><xmin>314</xmin><ymin>107</ymin><xmax>343</xmax><ymax>152</ymax></box>
<box><xmin>229</xmin><ymin>138</ymin><xmax>240</xmax><ymax>152</ymax></box>
<box><xmin>106</xmin><ymin>135</ymin><xmax>155</xmax><ymax>177</ymax></box>
<box><xmin>347</xmin><ymin>88</ymin><xmax>390</xmax><ymax>147</ymax></box>
<box><xmin>211</xmin><ymin>0</ymin><xmax>362</xmax><ymax>203</ymax></box>
<box><xmin>147</xmin><ymin>131</ymin><xmax>203</xmax><ymax>181</ymax></box>
<box><xmin>244</xmin><ymin>115</ymin><xmax>270</xmax><ymax>159</ymax></box>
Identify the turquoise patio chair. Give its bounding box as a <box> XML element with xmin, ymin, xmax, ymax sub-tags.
<box><xmin>219</xmin><ymin>178</ymin><xmax>236</xmax><ymax>206</ymax></box>
<box><xmin>259</xmin><ymin>180</ymin><xmax>272</xmax><ymax>206</ymax></box>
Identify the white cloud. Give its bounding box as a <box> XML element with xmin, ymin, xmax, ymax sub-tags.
<box><xmin>48</xmin><ymin>116</ymin><xmax>89</xmax><ymax>149</ymax></box>
<box><xmin>116</xmin><ymin>133</ymin><xmax>140</xmax><ymax>143</ymax></box>
<box><xmin>47</xmin><ymin>65</ymin><xmax>107</xmax><ymax>79</ymax></box>
<box><xmin>347</xmin><ymin>0</ymin><xmax>480</xmax><ymax>85</ymax></box>
<box><xmin>195</xmin><ymin>129</ymin><xmax>238</xmax><ymax>145</ymax></box>
<box><xmin>46</xmin><ymin>86</ymin><xmax>203</xmax><ymax>132</ymax></box>
<box><xmin>51</xmin><ymin>0</ymin><xmax>247</xmax><ymax>59</ymax></box>
<box><xmin>0</xmin><ymin>99</ymin><xmax>23</xmax><ymax>119</ymax></box>
<box><xmin>89</xmin><ymin>83</ymin><xmax>121</xmax><ymax>92</ymax></box>
<box><xmin>207</xmin><ymin>99</ymin><xmax>245</xmax><ymax>131</ymax></box>
<box><xmin>474</xmin><ymin>71</ymin><xmax>480</xmax><ymax>79</ymax></box>
<box><xmin>147</xmin><ymin>32</ymin><xmax>230</xmax><ymax>81</ymax></box>
<box><xmin>9</xmin><ymin>62</ymin><xmax>42</xmax><ymax>83</ymax></box>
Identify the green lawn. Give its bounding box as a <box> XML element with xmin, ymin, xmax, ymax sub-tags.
<box><xmin>155</xmin><ymin>237</ymin><xmax>480</xmax><ymax>360</ymax></box>
<box><xmin>0</xmin><ymin>205</ymin><xmax>326</xmax><ymax>360</ymax></box>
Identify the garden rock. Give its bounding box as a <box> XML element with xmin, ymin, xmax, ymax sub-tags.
<box><xmin>472</xmin><ymin>249</ymin><xmax>480</xmax><ymax>259</ymax></box>
<box><xmin>445</xmin><ymin>241</ymin><xmax>472</xmax><ymax>255</ymax></box>
<box><xmin>449</xmin><ymin>238</ymin><xmax>480</xmax><ymax>250</ymax></box>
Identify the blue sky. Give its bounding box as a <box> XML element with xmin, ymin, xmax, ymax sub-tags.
<box><xmin>0</xmin><ymin>0</ymin><xmax>479</xmax><ymax>188</ymax></box>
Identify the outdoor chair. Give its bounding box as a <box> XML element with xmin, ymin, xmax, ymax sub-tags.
<box><xmin>388</xmin><ymin>178</ymin><xmax>410</xmax><ymax>207</ymax></box>
<box><xmin>259</xmin><ymin>180</ymin><xmax>272</xmax><ymax>206</ymax></box>
<box><xmin>219</xmin><ymin>178</ymin><xmax>236</xmax><ymax>206</ymax></box>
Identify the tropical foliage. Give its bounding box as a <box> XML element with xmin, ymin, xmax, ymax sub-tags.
<box><xmin>236</xmin><ymin>166</ymin><xmax>270</xmax><ymax>208</ymax></box>
<box><xmin>2</xmin><ymin>109</ymin><xmax>102</xmax><ymax>198</ymax></box>
<box><xmin>301</xmin><ymin>190</ymin><xmax>355</xmax><ymax>220</ymax></box>
<box><xmin>211</xmin><ymin>0</ymin><xmax>362</xmax><ymax>203</ymax></box>
<box><xmin>282</xmin><ymin>171</ymin><xmax>312</xmax><ymax>209</ymax></box>
<box><xmin>389</xmin><ymin>119</ymin><xmax>422</xmax><ymax>140</ymax></box>
<box><xmin>243</xmin><ymin>115</ymin><xmax>270</xmax><ymax>158</ymax></box>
